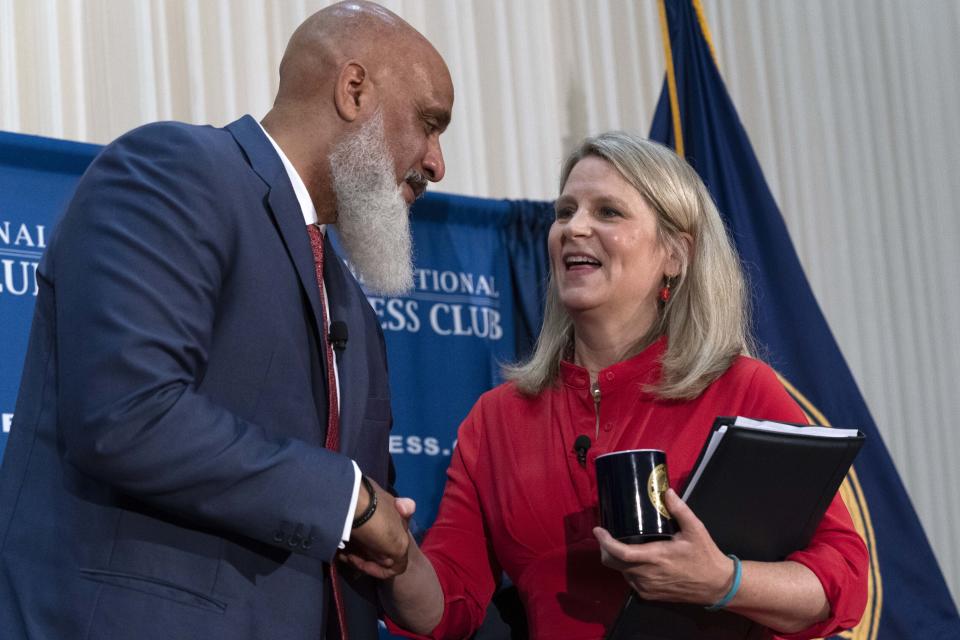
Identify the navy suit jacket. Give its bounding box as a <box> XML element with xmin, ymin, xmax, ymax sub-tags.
<box><xmin>0</xmin><ymin>116</ymin><xmax>393</xmax><ymax>639</ymax></box>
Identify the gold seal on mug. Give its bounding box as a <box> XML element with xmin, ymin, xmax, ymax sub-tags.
<box><xmin>647</xmin><ymin>463</ymin><xmax>671</xmax><ymax>519</ymax></box>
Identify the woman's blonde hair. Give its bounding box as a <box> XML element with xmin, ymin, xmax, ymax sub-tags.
<box><xmin>504</xmin><ymin>132</ymin><xmax>753</xmax><ymax>400</ymax></box>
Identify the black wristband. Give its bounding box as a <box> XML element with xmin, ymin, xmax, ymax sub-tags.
<box><xmin>352</xmin><ymin>475</ymin><xmax>377</xmax><ymax>529</ymax></box>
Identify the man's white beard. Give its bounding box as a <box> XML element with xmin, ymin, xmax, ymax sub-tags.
<box><xmin>329</xmin><ymin>110</ymin><xmax>414</xmax><ymax>295</ymax></box>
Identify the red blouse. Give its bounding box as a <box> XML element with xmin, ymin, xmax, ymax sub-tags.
<box><xmin>393</xmin><ymin>338</ymin><xmax>867</xmax><ymax>639</ymax></box>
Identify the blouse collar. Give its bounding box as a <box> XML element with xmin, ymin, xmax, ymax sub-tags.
<box><xmin>559</xmin><ymin>335</ymin><xmax>667</xmax><ymax>391</ymax></box>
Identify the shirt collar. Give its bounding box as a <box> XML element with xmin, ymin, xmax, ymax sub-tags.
<box><xmin>559</xmin><ymin>335</ymin><xmax>668</xmax><ymax>391</ymax></box>
<box><xmin>256</xmin><ymin>121</ymin><xmax>324</xmax><ymax>232</ymax></box>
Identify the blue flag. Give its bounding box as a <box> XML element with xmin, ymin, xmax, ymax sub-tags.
<box><xmin>649</xmin><ymin>1</ymin><xmax>960</xmax><ymax>637</ymax></box>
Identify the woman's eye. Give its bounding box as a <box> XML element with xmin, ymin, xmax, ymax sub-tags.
<box><xmin>555</xmin><ymin>207</ymin><xmax>574</xmax><ymax>220</ymax></box>
<box><xmin>599</xmin><ymin>207</ymin><xmax>622</xmax><ymax>218</ymax></box>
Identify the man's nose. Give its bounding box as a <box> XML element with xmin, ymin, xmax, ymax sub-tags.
<box><xmin>423</xmin><ymin>138</ymin><xmax>445</xmax><ymax>182</ymax></box>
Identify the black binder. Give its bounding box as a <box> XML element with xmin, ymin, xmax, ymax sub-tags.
<box><xmin>606</xmin><ymin>416</ymin><xmax>865</xmax><ymax>639</ymax></box>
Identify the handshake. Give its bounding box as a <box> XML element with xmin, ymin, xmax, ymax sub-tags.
<box><xmin>338</xmin><ymin>477</ymin><xmax>445</xmax><ymax>634</ymax></box>
<box><xmin>338</xmin><ymin>476</ymin><xmax>417</xmax><ymax>579</ymax></box>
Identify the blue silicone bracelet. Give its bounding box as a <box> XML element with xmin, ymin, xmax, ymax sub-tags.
<box><xmin>705</xmin><ymin>554</ymin><xmax>742</xmax><ymax>611</ymax></box>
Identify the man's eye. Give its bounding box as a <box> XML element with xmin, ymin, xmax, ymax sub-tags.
<box><xmin>555</xmin><ymin>207</ymin><xmax>574</xmax><ymax>220</ymax></box>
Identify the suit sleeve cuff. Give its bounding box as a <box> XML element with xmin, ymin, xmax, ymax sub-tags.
<box><xmin>339</xmin><ymin>460</ymin><xmax>362</xmax><ymax>549</ymax></box>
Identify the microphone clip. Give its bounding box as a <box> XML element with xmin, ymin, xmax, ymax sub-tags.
<box><xmin>574</xmin><ymin>435</ymin><xmax>592</xmax><ymax>468</ymax></box>
<box><xmin>328</xmin><ymin>320</ymin><xmax>348</xmax><ymax>353</ymax></box>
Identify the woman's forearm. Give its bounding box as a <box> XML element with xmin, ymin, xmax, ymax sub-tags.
<box><xmin>726</xmin><ymin>560</ymin><xmax>830</xmax><ymax>634</ymax></box>
<box><xmin>596</xmin><ymin>491</ymin><xmax>835</xmax><ymax>636</ymax></box>
<box><xmin>378</xmin><ymin>535</ymin><xmax>445</xmax><ymax>635</ymax></box>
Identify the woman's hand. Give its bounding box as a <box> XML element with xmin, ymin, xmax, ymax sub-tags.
<box><xmin>595</xmin><ymin>488</ymin><xmax>833</xmax><ymax>633</ymax></box>
<box><xmin>593</xmin><ymin>488</ymin><xmax>735</xmax><ymax>605</ymax></box>
<box><xmin>365</xmin><ymin>498</ymin><xmax>445</xmax><ymax>635</ymax></box>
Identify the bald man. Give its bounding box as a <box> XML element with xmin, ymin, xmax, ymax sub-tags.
<box><xmin>0</xmin><ymin>2</ymin><xmax>452</xmax><ymax>639</ymax></box>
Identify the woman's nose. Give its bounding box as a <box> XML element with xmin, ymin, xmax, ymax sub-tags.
<box><xmin>564</xmin><ymin>209</ymin><xmax>592</xmax><ymax>238</ymax></box>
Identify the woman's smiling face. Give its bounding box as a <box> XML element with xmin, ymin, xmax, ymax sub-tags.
<box><xmin>549</xmin><ymin>156</ymin><xmax>678</xmax><ymax>327</ymax></box>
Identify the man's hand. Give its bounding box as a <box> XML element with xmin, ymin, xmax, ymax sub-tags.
<box><xmin>338</xmin><ymin>478</ymin><xmax>414</xmax><ymax>579</ymax></box>
<box><xmin>593</xmin><ymin>488</ymin><xmax>733</xmax><ymax>605</ymax></box>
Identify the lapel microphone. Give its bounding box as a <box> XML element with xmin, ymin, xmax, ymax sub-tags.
<box><xmin>329</xmin><ymin>321</ymin><xmax>348</xmax><ymax>352</ymax></box>
<box><xmin>574</xmin><ymin>435</ymin><xmax>592</xmax><ymax>467</ymax></box>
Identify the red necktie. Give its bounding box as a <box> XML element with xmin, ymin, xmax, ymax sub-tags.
<box><xmin>307</xmin><ymin>225</ymin><xmax>341</xmax><ymax>451</ymax></box>
<box><xmin>307</xmin><ymin>224</ymin><xmax>349</xmax><ymax>640</ymax></box>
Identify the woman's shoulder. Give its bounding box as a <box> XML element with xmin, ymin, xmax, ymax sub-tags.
<box><xmin>471</xmin><ymin>379</ymin><xmax>549</xmax><ymax>414</ymax></box>
<box><xmin>460</xmin><ymin>380</ymin><xmax>558</xmax><ymax>434</ymax></box>
<box><xmin>720</xmin><ymin>354</ymin><xmax>781</xmax><ymax>387</ymax></box>
<box><xmin>454</xmin><ymin>381</ymin><xmax>552</xmax><ymax>457</ymax></box>
<box><xmin>712</xmin><ymin>354</ymin><xmax>807</xmax><ymax>422</ymax></box>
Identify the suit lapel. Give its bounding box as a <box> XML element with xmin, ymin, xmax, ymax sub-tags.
<box><xmin>225</xmin><ymin>116</ymin><xmax>334</xmax><ymax>446</ymax></box>
<box><xmin>225</xmin><ymin>116</ymin><xmax>326</xmax><ymax>343</ymax></box>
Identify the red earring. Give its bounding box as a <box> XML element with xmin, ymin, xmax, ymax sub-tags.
<box><xmin>658</xmin><ymin>280</ymin><xmax>672</xmax><ymax>303</ymax></box>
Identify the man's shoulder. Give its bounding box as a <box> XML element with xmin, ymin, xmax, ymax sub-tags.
<box><xmin>86</xmin><ymin>119</ymin><xmax>252</xmax><ymax>189</ymax></box>
<box><xmin>107</xmin><ymin>120</ymin><xmax>234</xmax><ymax>161</ymax></box>
<box><xmin>118</xmin><ymin>120</ymin><xmax>225</xmax><ymax>143</ymax></box>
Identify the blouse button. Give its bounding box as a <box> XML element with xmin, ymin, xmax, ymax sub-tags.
<box><xmin>603</xmin><ymin>422</ymin><xmax>614</xmax><ymax>432</ymax></box>
<box><xmin>605</xmin><ymin>372</ymin><xmax>615</xmax><ymax>381</ymax></box>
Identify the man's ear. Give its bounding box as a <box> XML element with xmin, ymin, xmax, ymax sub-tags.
<box><xmin>334</xmin><ymin>61</ymin><xmax>369</xmax><ymax>122</ymax></box>
<box><xmin>666</xmin><ymin>231</ymin><xmax>693</xmax><ymax>278</ymax></box>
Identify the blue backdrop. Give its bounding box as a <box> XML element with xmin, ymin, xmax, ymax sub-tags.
<box><xmin>0</xmin><ymin>132</ymin><xmax>102</xmax><ymax>451</ymax></box>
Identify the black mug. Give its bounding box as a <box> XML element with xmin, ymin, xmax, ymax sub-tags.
<box><xmin>596</xmin><ymin>449</ymin><xmax>675</xmax><ymax>543</ymax></box>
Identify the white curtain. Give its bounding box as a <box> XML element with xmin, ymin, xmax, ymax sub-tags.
<box><xmin>1</xmin><ymin>0</ymin><xmax>957</xmax><ymax>605</ymax></box>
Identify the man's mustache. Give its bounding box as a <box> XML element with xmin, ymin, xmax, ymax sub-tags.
<box><xmin>405</xmin><ymin>170</ymin><xmax>428</xmax><ymax>200</ymax></box>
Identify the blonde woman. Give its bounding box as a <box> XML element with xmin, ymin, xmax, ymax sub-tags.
<box><xmin>356</xmin><ymin>132</ymin><xmax>868</xmax><ymax>640</ymax></box>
